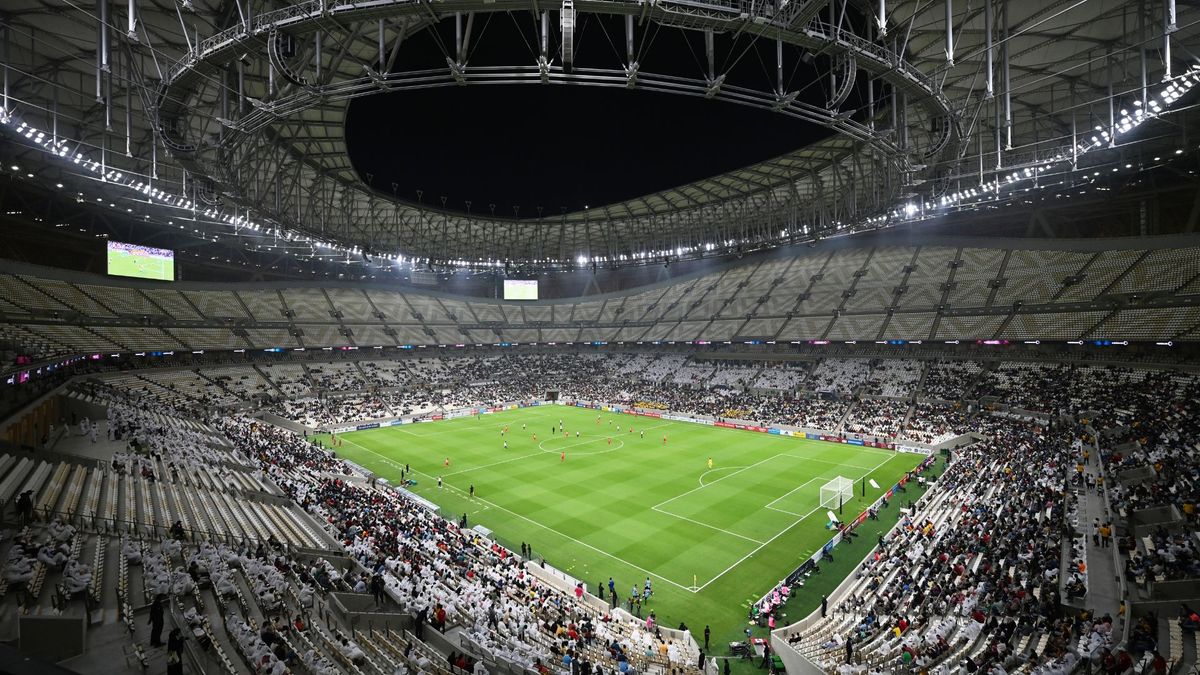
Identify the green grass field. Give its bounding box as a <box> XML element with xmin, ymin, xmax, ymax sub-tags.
<box><xmin>107</xmin><ymin>249</ymin><xmax>174</xmax><ymax>280</ymax></box>
<box><xmin>324</xmin><ymin>404</ymin><xmax>922</xmax><ymax>650</ymax></box>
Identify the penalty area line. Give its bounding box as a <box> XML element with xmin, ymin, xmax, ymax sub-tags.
<box><xmin>694</xmin><ymin>448</ymin><xmax>912</xmax><ymax>592</ymax></box>
<box><xmin>650</xmin><ymin>505</ymin><xmax>766</xmax><ymax>545</ymax></box>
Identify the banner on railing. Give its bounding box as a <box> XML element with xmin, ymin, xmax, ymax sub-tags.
<box><xmin>714</xmin><ymin>421</ymin><xmax>768</xmax><ymax>432</ymax></box>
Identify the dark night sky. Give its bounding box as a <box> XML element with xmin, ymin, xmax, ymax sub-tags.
<box><xmin>345</xmin><ymin>14</ymin><xmax>860</xmax><ymax>217</ymax></box>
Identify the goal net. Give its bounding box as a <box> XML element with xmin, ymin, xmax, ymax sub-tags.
<box><xmin>819</xmin><ymin>476</ymin><xmax>855</xmax><ymax>509</ymax></box>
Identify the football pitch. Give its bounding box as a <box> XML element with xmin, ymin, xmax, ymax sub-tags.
<box><xmin>325</xmin><ymin>404</ymin><xmax>922</xmax><ymax>643</ymax></box>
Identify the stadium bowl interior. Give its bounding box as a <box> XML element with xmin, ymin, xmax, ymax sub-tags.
<box><xmin>0</xmin><ymin>0</ymin><xmax>1199</xmax><ymax>673</ymax></box>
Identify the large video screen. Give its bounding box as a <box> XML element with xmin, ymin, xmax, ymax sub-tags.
<box><xmin>107</xmin><ymin>241</ymin><xmax>175</xmax><ymax>281</ymax></box>
<box><xmin>503</xmin><ymin>279</ymin><xmax>538</xmax><ymax>300</ymax></box>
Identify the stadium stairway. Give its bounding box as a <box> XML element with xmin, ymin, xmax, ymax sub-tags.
<box><xmin>1074</xmin><ymin>439</ymin><xmax>1122</xmax><ymax>621</ymax></box>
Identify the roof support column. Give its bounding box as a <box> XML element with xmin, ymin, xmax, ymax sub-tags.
<box><xmin>455</xmin><ymin>12</ymin><xmax>463</xmax><ymax>62</ymax></box>
<box><xmin>125</xmin><ymin>52</ymin><xmax>132</xmax><ymax>156</ymax></box>
<box><xmin>984</xmin><ymin>0</ymin><xmax>993</xmax><ymax>97</ymax></box>
<box><xmin>1070</xmin><ymin>101</ymin><xmax>1077</xmax><ymax>168</ymax></box>
<box><xmin>977</xmin><ymin>124</ymin><xmax>984</xmax><ymax>183</ymax></box>
<box><xmin>1</xmin><ymin>25</ymin><xmax>8</xmax><ymax>119</ymax></box>
<box><xmin>1163</xmin><ymin>0</ymin><xmax>1176</xmax><ymax>79</ymax></box>
<box><xmin>625</xmin><ymin>15</ymin><xmax>638</xmax><ymax>86</ymax></box>
<box><xmin>151</xmin><ymin>121</ymin><xmax>157</xmax><ymax>179</ymax></box>
<box><xmin>994</xmin><ymin>93</ymin><xmax>1002</xmax><ymax>169</ymax></box>
<box><xmin>541</xmin><ymin>11</ymin><xmax>549</xmax><ymax>59</ymax></box>
<box><xmin>51</xmin><ymin>76</ymin><xmax>58</xmax><ymax>142</ymax></box>
<box><xmin>626</xmin><ymin>15</ymin><xmax>634</xmax><ymax>63</ymax></box>
<box><xmin>1139</xmin><ymin>1</ymin><xmax>1148</xmax><ymax>103</ymax></box>
<box><xmin>945</xmin><ymin>0</ymin><xmax>954</xmax><ymax>66</ymax></box>
<box><xmin>1002</xmin><ymin>0</ymin><xmax>1011</xmax><ymax>149</ymax></box>
<box><xmin>315</xmin><ymin>31</ymin><xmax>322</xmax><ymax>82</ymax></box>
<box><xmin>379</xmin><ymin>19</ymin><xmax>386</xmax><ymax>68</ymax></box>
<box><xmin>867</xmin><ymin>76</ymin><xmax>875</xmax><ymax>130</ymax></box>
<box><xmin>127</xmin><ymin>0</ymin><xmax>137</xmax><ymax>40</ymax></box>
<box><xmin>891</xmin><ymin>80</ymin><xmax>898</xmax><ymax>136</ymax></box>
<box><xmin>561</xmin><ymin>0</ymin><xmax>575</xmax><ymax>72</ymax></box>
<box><xmin>537</xmin><ymin>10</ymin><xmax>550</xmax><ymax>81</ymax></box>
<box><xmin>1107</xmin><ymin>46</ymin><xmax>1115</xmax><ymax>147</ymax></box>
<box><xmin>97</xmin><ymin>0</ymin><xmax>109</xmax><ymax>102</ymax></box>
<box><xmin>776</xmin><ymin>39</ymin><xmax>783</xmax><ymax>94</ymax></box>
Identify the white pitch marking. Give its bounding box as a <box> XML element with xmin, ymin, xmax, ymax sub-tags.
<box><xmin>651</xmin><ymin>454</ymin><xmax>788</xmax><ymax>510</ymax></box>
<box><xmin>442</xmin><ymin>451</ymin><xmax>546</xmax><ymax>477</ymax></box>
<box><xmin>763</xmin><ymin>477</ymin><xmax>824</xmax><ymax>516</ymax></box>
<box><xmin>649</xmin><ymin>505</ymin><xmax>766</xmax><ymax>544</ymax></box>
<box><xmin>694</xmin><ymin>450</ymin><xmax>902</xmax><ymax>591</ymax></box>
<box><xmin>536</xmin><ymin>435</ymin><xmax>626</xmax><ymax>455</ymax></box>
<box><xmin>340</xmin><ymin>412</ymin><xmax>912</xmax><ymax>595</ymax></box>
<box><xmin>697</xmin><ymin>466</ymin><xmax>745</xmax><ymax>488</ymax></box>
<box><xmin>336</xmin><ymin>436</ymin><xmax>697</xmax><ymax>592</ymax></box>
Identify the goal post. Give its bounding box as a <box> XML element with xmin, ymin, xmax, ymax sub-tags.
<box><xmin>819</xmin><ymin>476</ymin><xmax>855</xmax><ymax>511</ymax></box>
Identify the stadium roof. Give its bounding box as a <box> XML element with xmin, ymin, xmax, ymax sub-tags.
<box><xmin>0</xmin><ymin>0</ymin><xmax>1197</xmax><ymax>269</ymax></box>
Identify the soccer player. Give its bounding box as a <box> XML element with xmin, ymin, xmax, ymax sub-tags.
<box><xmin>607</xmin><ymin>437</ymin><xmax>612</xmax><ymax>446</ymax></box>
<box><xmin>469</xmin><ymin>485</ymin><xmax>475</xmax><ymax>498</ymax></box>
<box><xmin>522</xmin><ymin>423</ymin><xmax>526</xmax><ymax>430</ymax></box>
<box><xmin>616</xmin><ymin>425</ymin><xmax>621</xmax><ymax>433</ymax></box>
<box><xmin>532</xmin><ymin>433</ymin><xmax>538</xmax><ymax>441</ymax></box>
<box><xmin>707</xmin><ymin>457</ymin><xmax>714</xmax><ymax>470</ymax></box>
<box><xmin>560</xmin><ymin>451</ymin><xmax>565</xmax><ymax>463</ymax></box>
<box><xmin>662</xmin><ymin>434</ymin><xmax>668</xmax><ymax>446</ymax></box>
<box><xmin>640</xmin><ymin>430</ymin><xmax>644</xmax><ymax>439</ymax></box>
<box><xmin>444</xmin><ymin>457</ymin><xmax>451</xmax><ymax>467</ymax></box>
<box><xmin>503</xmin><ymin>440</ymin><xmax>508</xmax><ymax>449</ymax></box>
<box><xmin>575</xmin><ymin>431</ymin><xmax>580</xmax><ymax>438</ymax></box>
<box><xmin>437</xmin><ymin>476</ymin><xmax>443</xmax><ymax>488</ymax></box>
<box><xmin>563</xmin><ymin>430</ymin><xmax>568</xmax><ymax>438</ymax></box>
<box><xmin>596</xmin><ymin>415</ymin><xmax>601</xmax><ymax>425</ymax></box>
